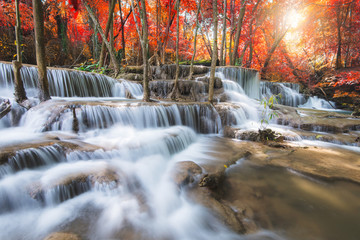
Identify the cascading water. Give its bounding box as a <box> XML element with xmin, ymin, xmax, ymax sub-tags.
<box><xmin>260</xmin><ymin>81</ymin><xmax>336</xmax><ymax>110</ymax></box>
<box><xmin>299</xmin><ymin>96</ymin><xmax>335</xmax><ymax>110</ymax></box>
<box><xmin>1</xmin><ymin>63</ymin><xmax>266</xmax><ymax>240</ymax></box>
<box><xmin>216</xmin><ymin>70</ymin><xmax>260</xmax><ymax>128</ymax></box>
<box><xmin>260</xmin><ymin>81</ymin><xmax>306</xmax><ymax>107</ymax></box>
<box><xmin>216</xmin><ymin>67</ymin><xmax>260</xmax><ymax>99</ymax></box>
<box><xmin>0</xmin><ymin>62</ymin><xmax>142</xmax><ymax>98</ymax></box>
<box><xmin>1</xmin><ymin>62</ymin><xmax>358</xmax><ymax>240</ymax></box>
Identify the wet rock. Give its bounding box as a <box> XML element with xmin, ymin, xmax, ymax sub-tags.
<box><xmin>352</xmin><ymin>107</ymin><xmax>360</xmax><ymax>117</ymax></box>
<box><xmin>150</xmin><ymin>80</ymin><xmax>208</xmax><ymax>101</ymax></box>
<box><xmin>172</xmin><ymin>161</ymin><xmax>203</xmax><ymax>187</ymax></box>
<box><xmin>187</xmin><ymin>185</ymin><xmax>246</xmax><ymax>234</ymax></box>
<box><xmin>125</xmin><ymin>89</ymin><xmax>134</xmax><ymax>99</ymax></box>
<box><xmin>118</xmin><ymin>73</ymin><xmax>143</xmax><ymax>81</ymax></box>
<box><xmin>28</xmin><ymin>168</ymin><xmax>120</xmax><ymax>203</ymax></box>
<box><xmin>0</xmin><ymin>98</ymin><xmax>11</xmax><ymax>119</ymax></box>
<box><xmin>275</xmin><ymin>105</ymin><xmax>360</xmax><ymax>133</ymax></box>
<box><xmin>196</xmin><ymin>76</ymin><xmax>222</xmax><ymax>89</ymax></box>
<box><xmin>43</xmin><ymin>232</ymin><xmax>80</xmax><ymax>240</ymax></box>
<box><xmin>226</xmin><ymin>139</ymin><xmax>360</xmax><ymax>184</ymax></box>
<box><xmin>199</xmin><ymin>172</ymin><xmax>224</xmax><ymax>191</ymax></box>
<box><xmin>214</xmin><ymin>103</ymin><xmax>241</xmax><ymax>126</ymax></box>
<box><xmin>223</xmin><ymin>126</ymin><xmax>236</xmax><ymax>138</ymax></box>
<box><xmin>151</xmin><ymin>65</ymin><xmax>208</xmax><ymax>80</ymax></box>
<box><xmin>124</xmin><ymin>66</ymin><xmax>144</xmax><ymax>74</ymax></box>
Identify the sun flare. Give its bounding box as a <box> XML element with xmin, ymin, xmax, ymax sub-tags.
<box><xmin>286</xmin><ymin>9</ymin><xmax>303</xmax><ymax>28</ymax></box>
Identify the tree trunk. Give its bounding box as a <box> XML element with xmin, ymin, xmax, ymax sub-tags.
<box><xmin>281</xmin><ymin>44</ymin><xmax>301</xmax><ymax>80</ymax></box>
<box><xmin>230</xmin><ymin>0</ymin><xmax>246</xmax><ymax>65</ymax></box>
<box><xmin>13</xmin><ymin>0</ymin><xmax>28</xmax><ymax>104</ymax></box>
<box><xmin>208</xmin><ymin>0</ymin><xmax>218</xmax><ymax>104</ymax></box>
<box><xmin>220</xmin><ymin>0</ymin><xmax>227</xmax><ymax>66</ymax></box>
<box><xmin>119</xmin><ymin>0</ymin><xmax>126</xmax><ymax>61</ymax></box>
<box><xmin>139</xmin><ymin>0</ymin><xmax>150</xmax><ymax>101</ymax></box>
<box><xmin>84</xmin><ymin>1</ymin><xmax>120</xmax><ymax>75</ymax></box>
<box><xmin>238</xmin><ymin>41</ymin><xmax>249</xmax><ymax>67</ymax></box>
<box><xmin>15</xmin><ymin>0</ymin><xmax>22</xmax><ymax>64</ymax></box>
<box><xmin>335</xmin><ymin>6</ymin><xmax>342</xmax><ymax>69</ymax></box>
<box><xmin>188</xmin><ymin>0</ymin><xmax>202</xmax><ymax>80</ymax></box>
<box><xmin>131</xmin><ymin>0</ymin><xmax>150</xmax><ymax>101</ymax></box>
<box><xmin>262</xmin><ymin>28</ymin><xmax>288</xmax><ymax>76</ymax></box>
<box><xmin>98</xmin><ymin>0</ymin><xmax>117</xmax><ymax>69</ymax></box>
<box><xmin>12</xmin><ymin>61</ymin><xmax>27</xmax><ymax>103</ymax></box>
<box><xmin>170</xmin><ymin>0</ymin><xmax>181</xmax><ymax>100</ymax></box>
<box><xmin>161</xmin><ymin>0</ymin><xmax>177</xmax><ymax>64</ymax></box>
<box><xmin>228</xmin><ymin>0</ymin><xmax>234</xmax><ymax>64</ymax></box>
<box><xmin>32</xmin><ymin>0</ymin><xmax>51</xmax><ymax>102</ymax></box>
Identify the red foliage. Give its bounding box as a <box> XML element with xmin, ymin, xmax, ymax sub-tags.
<box><xmin>334</xmin><ymin>72</ymin><xmax>360</xmax><ymax>87</ymax></box>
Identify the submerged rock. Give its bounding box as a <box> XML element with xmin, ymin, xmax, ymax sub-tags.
<box><xmin>172</xmin><ymin>161</ymin><xmax>203</xmax><ymax>187</ymax></box>
<box><xmin>275</xmin><ymin>105</ymin><xmax>360</xmax><ymax>133</ymax></box>
<box><xmin>43</xmin><ymin>232</ymin><xmax>80</xmax><ymax>240</ymax></box>
<box><xmin>28</xmin><ymin>167</ymin><xmax>121</xmax><ymax>203</ymax></box>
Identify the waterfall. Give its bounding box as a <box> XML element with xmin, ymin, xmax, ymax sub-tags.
<box><xmin>0</xmin><ymin>144</ymin><xmax>65</xmax><ymax>178</ymax></box>
<box><xmin>215</xmin><ymin>70</ymin><xmax>260</xmax><ymax>128</ymax></box>
<box><xmin>0</xmin><ymin>62</ymin><xmax>142</xmax><ymax>98</ymax></box>
<box><xmin>19</xmin><ymin>101</ymin><xmax>222</xmax><ymax>134</ymax></box>
<box><xmin>260</xmin><ymin>81</ymin><xmax>306</xmax><ymax>107</ymax></box>
<box><xmin>2</xmin><ymin>62</ymin><xmax>351</xmax><ymax>240</ymax></box>
<box><xmin>216</xmin><ymin>67</ymin><xmax>260</xmax><ymax>99</ymax></box>
<box><xmin>299</xmin><ymin>96</ymin><xmax>335</xmax><ymax>110</ymax></box>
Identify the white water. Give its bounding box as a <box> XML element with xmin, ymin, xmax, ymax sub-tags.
<box><xmin>0</xmin><ymin>64</ymin><xmax>357</xmax><ymax>239</ymax></box>
<box><xmin>216</xmin><ymin>67</ymin><xmax>260</xmax><ymax>99</ymax></box>
<box><xmin>1</xmin><ymin>64</ymin><xmax>279</xmax><ymax>239</ymax></box>
<box><xmin>0</xmin><ymin>62</ymin><xmax>143</xmax><ymax>98</ymax></box>
<box><xmin>299</xmin><ymin>96</ymin><xmax>335</xmax><ymax>110</ymax></box>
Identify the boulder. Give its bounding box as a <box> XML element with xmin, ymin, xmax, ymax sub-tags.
<box><xmin>28</xmin><ymin>168</ymin><xmax>121</xmax><ymax>203</ymax></box>
<box><xmin>172</xmin><ymin>161</ymin><xmax>203</xmax><ymax>187</ymax></box>
<box><xmin>187</xmin><ymin>184</ymin><xmax>246</xmax><ymax>234</ymax></box>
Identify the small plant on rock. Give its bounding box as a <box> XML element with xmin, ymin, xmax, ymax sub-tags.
<box><xmin>259</xmin><ymin>94</ymin><xmax>282</xmax><ymax>142</ymax></box>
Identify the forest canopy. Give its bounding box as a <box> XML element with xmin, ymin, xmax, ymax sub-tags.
<box><xmin>0</xmin><ymin>0</ymin><xmax>359</xmax><ymax>86</ymax></box>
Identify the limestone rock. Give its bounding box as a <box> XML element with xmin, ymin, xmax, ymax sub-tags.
<box><xmin>43</xmin><ymin>232</ymin><xmax>80</xmax><ymax>240</ymax></box>
<box><xmin>172</xmin><ymin>161</ymin><xmax>202</xmax><ymax>187</ymax></box>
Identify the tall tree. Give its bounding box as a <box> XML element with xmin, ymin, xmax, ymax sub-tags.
<box><xmin>131</xmin><ymin>0</ymin><xmax>151</xmax><ymax>101</ymax></box>
<box><xmin>170</xmin><ymin>0</ymin><xmax>181</xmax><ymax>100</ymax></box>
<box><xmin>219</xmin><ymin>0</ymin><xmax>227</xmax><ymax>66</ymax></box>
<box><xmin>84</xmin><ymin>1</ymin><xmax>120</xmax><ymax>75</ymax></box>
<box><xmin>118</xmin><ymin>0</ymin><xmax>126</xmax><ymax>62</ymax></box>
<box><xmin>230</xmin><ymin>0</ymin><xmax>246</xmax><ymax>65</ymax></box>
<box><xmin>188</xmin><ymin>0</ymin><xmax>202</xmax><ymax>80</ymax></box>
<box><xmin>335</xmin><ymin>0</ymin><xmax>351</xmax><ymax>69</ymax></box>
<box><xmin>13</xmin><ymin>0</ymin><xmax>28</xmax><ymax>104</ymax></box>
<box><xmin>33</xmin><ymin>0</ymin><xmax>51</xmax><ymax>102</ymax></box>
<box><xmin>208</xmin><ymin>0</ymin><xmax>218</xmax><ymax>104</ymax></box>
<box><xmin>98</xmin><ymin>0</ymin><xmax>117</xmax><ymax>69</ymax></box>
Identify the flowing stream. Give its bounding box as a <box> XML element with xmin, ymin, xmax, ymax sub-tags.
<box><xmin>0</xmin><ymin>63</ymin><xmax>359</xmax><ymax>240</ymax></box>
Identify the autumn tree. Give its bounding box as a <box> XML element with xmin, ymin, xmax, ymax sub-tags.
<box><xmin>208</xmin><ymin>0</ymin><xmax>218</xmax><ymax>104</ymax></box>
<box><xmin>98</xmin><ymin>0</ymin><xmax>117</xmax><ymax>69</ymax></box>
<box><xmin>83</xmin><ymin>0</ymin><xmax>120</xmax><ymax>75</ymax></box>
<box><xmin>219</xmin><ymin>0</ymin><xmax>227</xmax><ymax>66</ymax></box>
<box><xmin>13</xmin><ymin>0</ymin><xmax>28</xmax><ymax>104</ymax></box>
<box><xmin>230</xmin><ymin>0</ymin><xmax>246</xmax><ymax>65</ymax></box>
<box><xmin>188</xmin><ymin>0</ymin><xmax>202</xmax><ymax>80</ymax></box>
<box><xmin>131</xmin><ymin>0</ymin><xmax>151</xmax><ymax>101</ymax></box>
<box><xmin>170</xmin><ymin>0</ymin><xmax>181</xmax><ymax>100</ymax></box>
<box><xmin>33</xmin><ymin>0</ymin><xmax>51</xmax><ymax>102</ymax></box>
